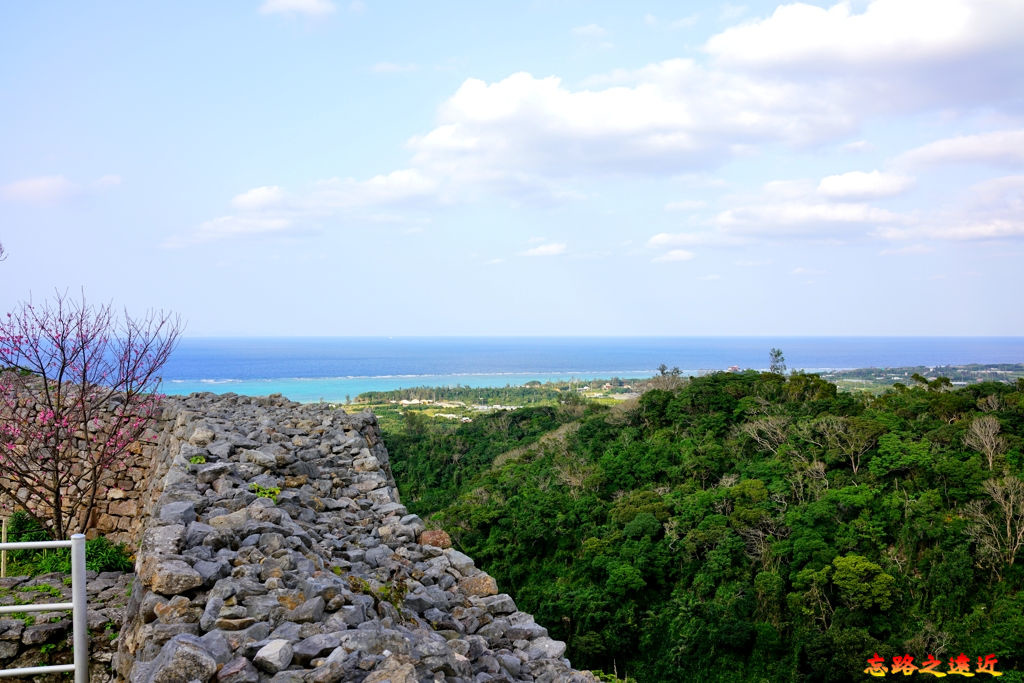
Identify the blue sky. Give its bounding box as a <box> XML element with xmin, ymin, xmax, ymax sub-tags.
<box><xmin>1</xmin><ymin>0</ymin><xmax>1022</xmax><ymax>336</ymax></box>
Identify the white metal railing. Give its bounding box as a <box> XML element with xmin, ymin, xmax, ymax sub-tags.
<box><xmin>0</xmin><ymin>534</ymin><xmax>87</xmax><ymax>682</ymax></box>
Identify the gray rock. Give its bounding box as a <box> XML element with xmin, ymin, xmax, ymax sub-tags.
<box><xmin>200</xmin><ymin>596</ymin><xmax>224</xmax><ymax>631</ymax></box>
<box><xmin>189</xmin><ymin>423</ymin><xmax>216</xmax><ymax>446</ymax></box>
<box><xmin>253</xmin><ymin>638</ymin><xmax>294</xmax><ymax>673</ymax></box>
<box><xmin>0</xmin><ymin>640</ymin><xmax>18</xmax><ymax>659</ymax></box>
<box><xmin>207</xmin><ymin>441</ymin><xmax>235</xmax><ymax>459</ymax></box>
<box><xmin>209</xmin><ymin>508</ymin><xmax>250</xmax><ymax>531</ymax></box>
<box><xmin>481</xmin><ymin>594</ymin><xmax>517</xmax><ymax>614</ymax></box>
<box><xmin>197</xmin><ymin>462</ymin><xmax>233</xmax><ymax>483</ymax></box>
<box><xmin>21</xmin><ymin>621</ymin><xmax>68</xmax><ymax>645</ymax></box>
<box><xmin>445</xmin><ymin>548</ymin><xmax>475</xmax><ymax>575</ymax></box>
<box><xmin>150</xmin><ymin>559</ymin><xmax>203</xmax><ymax>595</ymax></box>
<box><xmin>216</xmin><ymin>656</ymin><xmax>260</xmax><ymax>683</ymax></box>
<box><xmin>159</xmin><ymin>501</ymin><xmax>197</xmax><ymax>525</ymax></box>
<box><xmin>284</xmin><ymin>596</ymin><xmax>325</xmax><ymax>624</ymax></box>
<box><xmin>141</xmin><ymin>633</ymin><xmax>218</xmax><ymax>683</ymax></box>
<box><xmin>0</xmin><ymin>619</ymin><xmax>24</xmax><ymax>642</ymax></box>
<box><xmin>199</xmin><ymin>630</ymin><xmax>234</xmax><ymax>664</ymax></box>
<box><xmin>526</xmin><ymin>637</ymin><xmax>567</xmax><ymax>660</ymax></box>
<box><xmin>338</xmin><ymin>629</ymin><xmax>413</xmax><ymax>657</ymax></box>
<box><xmin>193</xmin><ymin>559</ymin><xmax>229</xmax><ymax>586</ymax></box>
<box><xmin>293</xmin><ymin>632</ymin><xmax>344</xmax><ymax>665</ymax></box>
<box><xmin>142</xmin><ymin>524</ymin><xmax>185</xmax><ymax>556</ymax></box>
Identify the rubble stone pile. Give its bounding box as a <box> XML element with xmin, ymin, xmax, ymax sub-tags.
<box><xmin>115</xmin><ymin>393</ymin><xmax>596</xmax><ymax>683</ymax></box>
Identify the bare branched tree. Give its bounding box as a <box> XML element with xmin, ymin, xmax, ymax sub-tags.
<box><xmin>0</xmin><ymin>292</ymin><xmax>181</xmax><ymax>538</ymax></box>
<box><xmin>813</xmin><ymin>415</ymin><xmax>881</xmax><ymax>476</ymax></box>
<box><xmin>978</xmin><ymin>394</ymin><xmax>1001</xmax><ymax>412</ymax></box>
<box><xmin>964</xmin><ymin>415</ymin><xmax>1007</xmax><ymax>471</ymax></box>
<box><xmin>554</xmin><ymin>453</ymin><xmax>595</xmax><ymax>500</ymax></box>
<box><xmin>965</xmin><ymin>476</ymin><xmax>1024</xmax><ymax>574</ymax></box>
<box><xmin>739</xmin><ymin>416</ymin><xmax>791</xmax><ymax>456</ymax></box>
<box><xmin>738</xmin><ymin>516</ymin><xmax>790</xmax><ymax>571</ymax></box>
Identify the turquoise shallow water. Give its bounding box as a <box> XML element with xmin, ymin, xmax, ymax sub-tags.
<box><xmin>166</xmin><ymin>371</ymin><xmax>656</xmax><ymax>404</ymax></box>
<box><xmin>161</xmin><ymin>337</ymin><xmax>1024</xmax><ymax>403</ymax></box>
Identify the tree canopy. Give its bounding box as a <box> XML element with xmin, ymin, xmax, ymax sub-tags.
<box><xmin>384</xmin><ymin>370</ymin><xmax>1024</xmax><ymax>681</ymax></box>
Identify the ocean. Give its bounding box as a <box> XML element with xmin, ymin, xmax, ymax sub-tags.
<box><xmin>160</xmin><ymin>337</ymin><xmax>1024</xmax><ymax>403</ymax></box>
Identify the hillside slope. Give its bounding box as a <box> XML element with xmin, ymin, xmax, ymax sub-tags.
<box><xmin>386</xmin><ymin>372</ymin><xmax>1024</xmax><ymax>682</ymax></box>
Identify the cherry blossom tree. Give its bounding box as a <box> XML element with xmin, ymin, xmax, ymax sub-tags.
<box><xmin>0</xmin><ymin>292</ymin><xmax>181</xmax><ymax>538</ymax></box>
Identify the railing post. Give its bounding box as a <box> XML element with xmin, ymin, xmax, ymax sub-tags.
<box><xmin>70</xmin><ymin>533</ymin><xmax>88</xmax><ymax>683</ymax></box>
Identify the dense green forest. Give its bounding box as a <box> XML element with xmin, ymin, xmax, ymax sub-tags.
<box><xmin>383</xmin><ymin>371</ymin><xmax>1024</xmax><ymax>681</ymax></box>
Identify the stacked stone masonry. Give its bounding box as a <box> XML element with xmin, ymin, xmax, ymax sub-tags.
<box><xmin>0</xmin><ymin>570</ymin><xmax>131</xmax><ymax>682</ymax></box>
<box><xmin>113</xmin><ymin>393</ymin><xmax>597</xmax><ymax>683</ymax></box>
<box><xmin>0</xmin><ymin>389</ymin><xmax>165</xmax><ymax>546</ymax></box>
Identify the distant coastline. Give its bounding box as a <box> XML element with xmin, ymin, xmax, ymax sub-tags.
<box><xmin>161</xmin><ymin>337</ymin><xmax>1024</xmax><ymax>403</ymax></box>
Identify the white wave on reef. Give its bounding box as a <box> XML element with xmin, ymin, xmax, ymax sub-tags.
<box><xmin>169</xmin><ymin>370</ymin><xmax>659</xmax><ymax>383</ymax></box>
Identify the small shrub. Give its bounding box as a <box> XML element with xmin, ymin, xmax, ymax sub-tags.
<box><xmin>3</xmin><ymin>511</ymin><xmax>133</xmax><ymax>575</ymax></box>
<box><xmin>86</xmin><ymin>537</ymin><xmax>134</xmax><ymax>573</ymax></box>
<box><xmin>249</xmin><ymin>484</ymin><xmax>281</xmax><ymax>502</ymax></box>
<box><xmin>189</xmin><ymin>455</ymin><xmax>206</xmax><ymax>464</ymax></box>
<box><xmin>7</xmin><ymin>511</ymin><xmax>49</xmax><ymax>543</ymax></box>
<box><xmin>18</xmin><ymin>584</ymin><xmax>61</xmax><ymax>598</ymax></box>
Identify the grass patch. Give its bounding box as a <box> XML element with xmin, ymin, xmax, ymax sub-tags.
<box><xmin>4</xmin><ymin>511</ymin><xmax>134</xmax><ymax>576</ymax></box>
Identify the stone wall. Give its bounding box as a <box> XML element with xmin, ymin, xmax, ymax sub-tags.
<box><xmin>0</xmin><ymin>570</ymin><xmax>132</xmax><ymax>682</ymax></box>
<box><xmin>0</xmin><ymin>394</ymin><xmax>169</xmax><ymax>546</ymax></box>
<box><xmin>112</xmin><ymin>392</ymin><xmax>597</xmax><ymax>683</ymax></box>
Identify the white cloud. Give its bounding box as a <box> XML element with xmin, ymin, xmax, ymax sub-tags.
<box><xmin>791</xmin><ymin>266</ymin><xmax>826</xmax><ymax>275</ymax></box>
<box><xmin>94</xmin><ymin>174</ymin><xmax>122</xmax><ymax>188</ymax></box>
<box><xmin>652</xmin><ymin>249</ymin><xmax>695</xmax><ymax>263</ymax></box>
<box><xmin>194</xmin><ymin>2</ymin><xmax>1024</xmax><ymax>244</ymax></box>
<box><xmin>665</xmin><ymin>199</ymin><xmax>707</xmax><ymax>211</ymax></box>
<box><xmin>876</xmin><ymin>175</ymin><xmax>1024</xmax><ymax>242</ymax></box>
<box><xmin>163</xmin><ymin>216</ymin><xmax>294</xmax><ymax>248</ymax></box>
<box><xmin>648</xmin><ymin>231</ymin><xmax>747</xmax><ymax>248</ymax></box>
<box><xmin>717</xmin><ymin>201</ymin><xmax>899</xmax><ymax>234</ymax></box>
<box><xmin>670</xmin><ymin>16</ymin><xmax>699</xmax><ymax>29</ymax></box>
<box><xmin>818</xmin><ymin>170</ymin><xmax>914</xmax><ymax>199</ymax></box>
<box><xmin>896</xmin><ymin>130</ymin><xmax>1024</xmax><ymax>167</ymax></box>
<box><xmin>259</xmin><ymin>0</ymin><xmax>335</xmax><ymax>15</ymax></box>
<box><xmin>704</xmin><ymin>0</ymin><xmax>1024</xmax><ymax>114</ymax></box>
<box><xmin>879</xmin><ymin>220</ymin><xmax>1024</xmax><ymax>242</ymax></box>
<box><xmin>232</xmin><ymin>185</ymin><xmax>285</xmax><ymax>210</ymax></box>
<box><xmin>644</xmin><ymin>14</ymin><xmax>698</xmax><ymax>29</ymax></box>
<box><xmin>522</xmin><ymin>242</ymin><xmax>567</xmax><ymax>257</ymax></box>
<box><xmin>173</xmin><ymin>170</ymin><xmax>439</xmax><ymax>245</ymax></box>
<box><xmin>1</xmin><ymin>175</ymin><xmax>77</xmax><ymax>203</ymax></box>
<box><xmin>706</xmin><ymin>0</ymin><xmax>1024</xmax><ymax>69</ymax></box>
<box><xmin>842</xmin><ymin>140</ymin><xmax>872</xmax><ymax>152</ymax></box>
<box><xmin>200</xmin><ymin>215</ymin><xmax>292</xmax><ymax>236</ymax></box>
<box><xmin>720</xmin><ymin>4</ymin><xmax>748</xmax><ymax>21</ymax></box>
<box><xmin>304</xmin><ymin>169</ymin><xmax>439</xmax><ymax>209</ymax></box>
<box><xmin>880</xmin><ymin>244</ymin><xmax>934</xmax><ymax>255</ymax></box>
<box><xmin>372</xmin><ymin>62</ymin><xmax>419</xmax><ymax>74</ymax></box>
<box><xmin>572</xmin><ymin>24</ymin><xmax>607</xmax><ymax>38</ymax></box>
<box><xmin>409</xmin><ymin>63</ymin><xmax>856</xmax><ymax>195</ymax></box>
